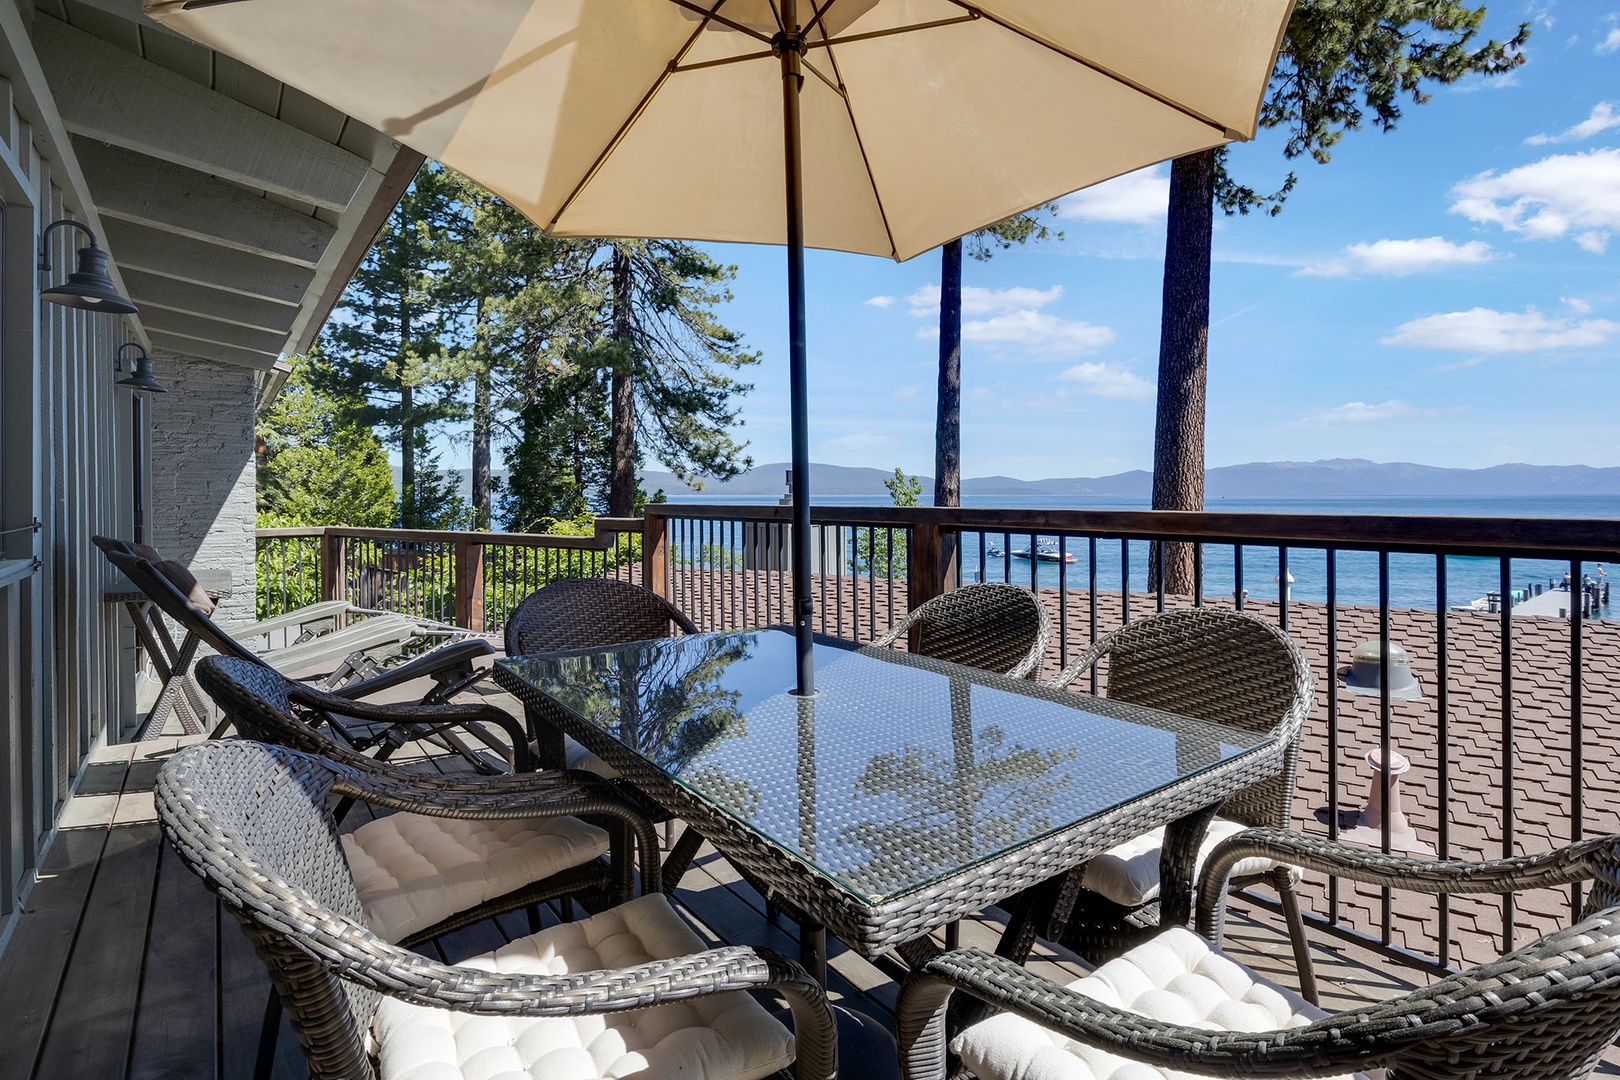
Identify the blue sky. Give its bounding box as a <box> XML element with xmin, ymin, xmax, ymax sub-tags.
<box><xmin>492</xmin><ymin>2</ymin><xmax>1620</xmax><ymax>482</ymax></box>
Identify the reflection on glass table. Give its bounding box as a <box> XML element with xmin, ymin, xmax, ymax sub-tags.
<box><xmin>495</xmin><ymin>629</ymin><xmax>1280</xmax><ymax>967</ymax></box>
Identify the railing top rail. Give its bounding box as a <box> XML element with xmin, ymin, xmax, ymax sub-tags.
<box><xmin>644</xmin><ymin>503</ymin><xmax>1620</xmax><ymax>559</ymax></box>
<box><xmin>254</xmin><ymin>522</ymin><xmax>642</xmax><ymax>550</ymax></box>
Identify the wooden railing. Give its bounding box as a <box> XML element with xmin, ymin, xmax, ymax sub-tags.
<box><xmin>258</xmin><ymin>504</ymin><xmax>1620</xmax><ymax>977</ymax></box>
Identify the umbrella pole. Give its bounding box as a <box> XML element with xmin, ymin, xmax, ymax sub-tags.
<box><xmin>779</xmin><ymin>2</ymin><xmax>814</xmax><ymax>696</ymax></box>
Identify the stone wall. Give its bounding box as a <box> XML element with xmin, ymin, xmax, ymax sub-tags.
<box><xmin>146</xmin><ymin>352</ymin><xmax>258</xmax><ymax>627</ymax></box>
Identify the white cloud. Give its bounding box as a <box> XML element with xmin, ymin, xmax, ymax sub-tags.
<box><xmin>1429</xmin><ymin>355</ymin><xmax>1487</xmax><ymax>373</ymax></box>
<box><xmin>1450</xmin><ymin>148</ymin><xmax>1620</xmax><ymax>252</ymax></box>
<box><xmin>1383</xmin><ymin>307</ymin><xmax>1620</xmax><ymax>352</ymax></box>
<box><xmin>818</xmin><ymin>432</ymin><xmax>898</xmax><ymax>457</ymax></box>
<box><xmin>905</xmin><ymin>284</ymin><xmax>1064</xmax><ymax>318</ymax></box>
<box><xmin>1565</xmin><ymin>297</ymin><xmax>1594</xmax><ymax>314</ymax></box>
<box><xmin>864</xmin><ymin>294</ymin><xmax>895</xmax><ymax>309</ymax></box>
<box><xmin>1301</xmin><ymin>237</ymin><xmax>1495</xmax><ymax>277</ymax></box>
<box><xmin>960</xmin><ymin>310</ymin><xmax>1116</xmax><ymax>355</ymax></box>
<box><xmin>1527</xmin><ymin>101</ymin><xmax>1620</xmax><ymax>144</ymax></box>
<box><xmin>890</xmin><ymin>385</ymin><xmax>919</xmax><ymax>400</ymax></box>
<box><xmin>1299</xmin><ymin>400</ymin><xmax>1419</xmax><ymax>425</ymax></box>
<box><xmin>1056</xmin><ymin>165</ymin><xmax>1169</xmax><ymax>225</ymax></box>
<box><xmin>1598</xmin><ymin>26</ymin><xmax>1620</xmax><ymax>53</ymax></box>
<box><xmin>1054</xmin><ymin>362</ymin><xmax>1153</xmax><ymax>401</ymax></box>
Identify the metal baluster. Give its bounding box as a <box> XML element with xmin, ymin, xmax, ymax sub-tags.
<box><xmin>1436</xmin><ymin>553</ymin><xmax>1451</xmax><ymax>967</ymax></box>
<box><xmin>1278</xmin><ymin>546</ymin><xmax>1289</xmax><ymax>632</ymax></box>
<box><xmin>1326</xmin><ymin>549</ymin><xmax>1339</xmax><ymax>924</ymax></box>
<box><xmin>1193</xmin><ymin>542</ymin><xmax>1204</xmax><ymax>607</ymax></box>
<box><xmin>1378</xmin><ymin>550</ymin><xmax>1392</xmax><ymax>946</ymax></box>
<box><xmin>1057</xmin><ymin>536</ymin><xmax>1069</xmax><ymax>668</ymax></box>
<box><xmin>1088</xmin><ymin>538</ymin><xmax>1099</xmax><ymax>695</ymax></box>
<box><xmin>1234</xmin><ymin>545</ymin><xmax>1245</xmax><ymax>611</ymax></box>
<box><xmin>1570</xmin><ymin>557</ymin><xmax>1585</xmax><ymax>920</ymax></box>
<box><xmin>1120</xmin><ymin>538</ymin><xmax>1130</xmax><ymax>626</ymax></box>
<box><xmin>1155</xmin><ymin>541</ymin><xmax>1165</xmax><ymax>612</ymax></box>
<box><xmin>1500</xmin><ymin>556</ymin><xmax>1514</xmax><ymax>953</ymax></box>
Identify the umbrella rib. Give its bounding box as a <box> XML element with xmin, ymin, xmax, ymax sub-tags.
<box><xmin>807</xmin><ymin>14</ymin><xmax>980</xmax><ymax>49</ymax></box>
<box><xmin>947</xmin><ymin>1</ymin><xmax>1238</xmax><ymax>138</ymax></box>
<box><xmin>816</xmin><ymin>41</ymin><xmax>899</xmax><ymax>260</ymax></box>
<box><xmin>665</xmin><ymin>0</ymin><xmax>776</xmax><ymax>44</ymax></box>
<box><xmin>548</xmin><ymin>12</ymin><xmax>722</xmax><ymax>231</ymax></box>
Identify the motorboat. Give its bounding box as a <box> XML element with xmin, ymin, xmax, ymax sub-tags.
<box><xmin>1011</xmin><ymin>544</ymin><xmax>1077</xmax><ymax>564</ymax></box>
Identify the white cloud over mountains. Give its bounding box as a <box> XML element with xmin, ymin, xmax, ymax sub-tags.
<box><xmin>1056</xmin><ymin>165</ymin><xmax>1169</xmax><ymax>225</ymax></box>
<box><xmin>903</xmin><ymin>283</ymin><xmax>1115</xmax><ymax>356</ymax></box>
<box><xmin>1299</xmin><ymin>400</ymin><xmax>1419</xmax><ymax>425</ymax></box>
<box><xmin>1450</xmin><ymin>148</ymin><xmax>1620</xmax><ymax>253</ymax></box>
<box><xmin>1384</xmin><ymin>307</ymin><xmax>1620</xmax><ymax>352</ymax></box>
<box><xmin>1301</xmin><ymin>237</ymin><xmax>1494</xmax><ymax>277</ymax></box>
<box><xmin>1054</xmin><ymin>362</ymin><xmax>1153</xmax><ymax>401</ymax></box>
<box><xmin>1526</xmin><ymin>101</ymin><xmax>1620</xmax><ymax>144</ymax></box>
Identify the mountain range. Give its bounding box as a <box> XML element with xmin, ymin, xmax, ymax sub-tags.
<box><xmin>448</xmin><ymin>459</ymin><xmax>1620</xmax><ymax>501</ymax></box>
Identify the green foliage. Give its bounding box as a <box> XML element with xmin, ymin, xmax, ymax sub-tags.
<box><xmin>1217</xmin><ymin>0</ymin><xmax>1529</xmax><ymax>214</ymax></box>
<box><xmin>964</xmin><ymin>204</ymin><xmax>1062</xmax><ymax>261</ymax></box>
<box><xmin>256</xmin><ymin>355</ymin><xmax>396</xmax><ymax>528</ymax></box>
<box><xmin>853</xmin><ymin>468</ymin><xmax>921</xmax><ymax>577</ymax></box>
<box><xmin>884</xmin><ymin>467</ymin><xmax>923</xmax><ymax>507</ymax></box>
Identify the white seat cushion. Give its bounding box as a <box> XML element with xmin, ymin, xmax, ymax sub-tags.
<box><xmin>1082</xmin><ymin>819</ymin><xmax>1294</xmax><ymax>908</ymax></box>
<box><xmin>564</xmin><ymin>736</ymin><xmax>620</xmax><ymax>780</ymax></box>
<box><xmin>343</xmin><ymin>811</ymin><xmax>610</xmax><ymax>943</ymax></box>
<box><xmin>953</xmin><ymin>927</ymin><xmax>1361</xmax><ymax>1080</ymax></box>
<box><xmin>375</xmin><ymin>892</ymin><xmax>796</xmax><ymax>1080</ymax></box>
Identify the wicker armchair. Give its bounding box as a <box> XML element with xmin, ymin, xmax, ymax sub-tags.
<box><xmin>156</xmin><ymin>740</ymin><xmax>835</xmax><ymax>1080</ymax></box>
<box><xmin>900</xmin><ymin>828</ymin><xmax>1620</xmax><ymax>1080</ymax></box>
<box><xmin>1044</xmin><ymin>608</ymin><xmax>1316</xmax><ymax>996</ymax></box>
<box><xmin>503</xmin><ymin>577</ymin><xmax>698</xmax><ymax>775</ymax></box>
<box><xmin>503</xmin><ymin>576</ymin><xmax>698</xmax><ymax>657</ymax></box>
<box><xmin>871</xmin><ymin>583</ymin><xmax>1050</xmax><ymax>678</ymax></box>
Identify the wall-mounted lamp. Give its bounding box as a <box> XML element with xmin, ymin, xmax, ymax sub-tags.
<box><xmin>115</xmin><ymin>344</ymin><xmax>167</xmax><ymax>394</ymax></box>
<box><xmin>39</xmin><ymin>220</ymin><xmax>138</xmax><ymax>314</ymax></box>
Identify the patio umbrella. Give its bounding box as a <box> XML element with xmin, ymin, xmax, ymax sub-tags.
<box><xmin>148</xmin><ymin>0</ymin><xmax>1292</xmax><ymax>695</ymax></box>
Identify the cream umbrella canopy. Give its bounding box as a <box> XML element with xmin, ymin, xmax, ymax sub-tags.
<box><xmin>148</xmin><ymin>0</ymin><xmax>1293</xmax><ymax>694</ymax></box>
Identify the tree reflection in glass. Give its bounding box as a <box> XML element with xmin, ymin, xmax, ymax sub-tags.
<box><xmin>840</xmin><ymin>677</ymin><xmax>1074</xmax><ymax>892</ymax></box>
<box><xmin>544</xmin><ymin>633</ymin><xmax>763</xmax><ymax>818</ymax></box>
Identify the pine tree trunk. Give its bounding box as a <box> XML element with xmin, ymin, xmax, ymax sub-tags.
<box><xmin>608</xmin><ymin>244</ymin><xmax>636</xmax><ymax>517</ymax></box>
<box><xmin>1149</xmin><ymin>149</ymin><xmax>1215</xmax><ymax>596</ymax></box>
<box><xmin>400</xmin><ymin>381</ymin><xmax>416</xmax><ymax>528</ymax></box>
<box><xmin>934</xmin><ymin>238</ymin><xmax>962</xmax><ymax>509</ymax></box>
<box><xmin>472</xmin><ymin>363</ymin><xmax>491</xmax><ymax>529</ymax></box>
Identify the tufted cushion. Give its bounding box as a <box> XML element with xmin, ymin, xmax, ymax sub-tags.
<box><xmin>374</xmin><ymin>892</ymin><xmax>796</xmax><ymax>1080</ymax></box>
<box><xmin>1082</xmin><ymin>819</ymin><xmax>1296</xmax><ymax>908</ymax></box>
<box><xmin>953</xmin><ymin>927</ymin><xmax>1361</xmax><ymax>1080</ymax></box>
<box><xmin>343</xmin><ymin>812</ymin><xmax>610</xmax><ymax>943</ymax></box>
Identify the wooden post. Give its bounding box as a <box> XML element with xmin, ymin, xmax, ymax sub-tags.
<box><xmin>454</xmin><ymin>535</ymin><xmax>485</xmax><ymax>632</ymax></box>
<box><xmin>908</xmin><ymin>523</ymin><xmax>953</xmax><ymax>650</ymax></box>
<box><xmin>320</xmin><ymin>528</ymin><xmax>345</xmax><ymax>613</ymax></box>
<box><xmin>643</xmin><ymin>514</ymin><xmax>669</xmax><ymax>599</ymax></box>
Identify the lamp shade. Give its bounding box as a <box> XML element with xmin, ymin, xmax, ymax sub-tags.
<box><xmin>42</xmin><ymin>241</ymin><xmax>138</xmax><ymax>314</ymax></box>
<box><xmin>116</xmin><ymin>350</ymin><xmax>168</xmax><ymax>393</ymax></box>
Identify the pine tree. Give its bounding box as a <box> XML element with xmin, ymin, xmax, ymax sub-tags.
<box><xmin>256</xmin><ymin>354</ymin><xmax>396</xmax><ymax>528</ymax></box>
<box><xmin>934</xmin><ymin>210</ymin><xmax>1060</xmax><ymax>510</ymax></box>
<box><xmin>586</xmin><ymin>240</ymin><xmax>758</xmax><ymax>516</ymax></box>
<box><xmin>319</xmin><ymin>164</ymin><xmax>465</xmax><ymax>529</ymax></box>
<box><xmin>1149</xmin><ymin>0</ymin><xmax>1528</xmax><ymax>591</ymax></box>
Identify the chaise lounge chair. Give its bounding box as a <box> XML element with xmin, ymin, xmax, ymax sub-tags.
<box><xmin>97</xmin><ymin>537</ymin><xmax>494</xmax><ymax>738</ymax></box>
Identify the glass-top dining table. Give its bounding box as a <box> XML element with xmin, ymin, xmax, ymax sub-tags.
<box><xmin>493</xmin><ymin>628</ymin><xmax>1286</xmax><ymax>974</ymax></box>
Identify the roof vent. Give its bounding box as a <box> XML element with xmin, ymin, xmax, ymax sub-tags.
<box><xmin>1343</xmin><ymin>639</ymin><xmax>1423</xmax><ymax>700</ymax></box>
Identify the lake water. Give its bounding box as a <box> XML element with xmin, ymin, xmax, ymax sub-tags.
<box><xmin>659</xmin><ymin>493</ymin><xmax>1620</xmax><ymax>619</ymax></box>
